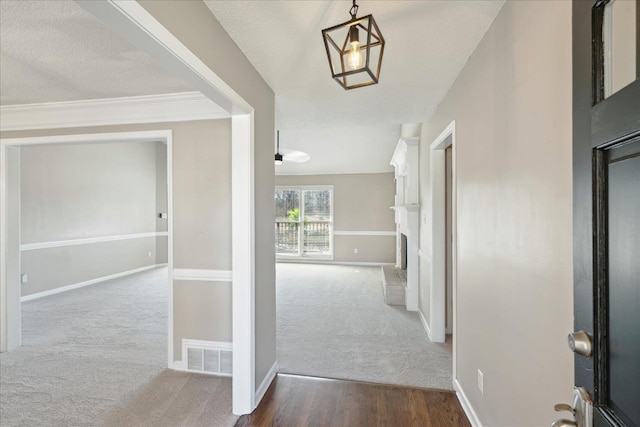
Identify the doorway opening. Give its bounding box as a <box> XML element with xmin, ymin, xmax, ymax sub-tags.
<box><xmin>273</xmin><ymin>170</ymin><xmax>453</xmax><ymax>391</ymax></box>
<box><xmin>1</xmin><ymin>131</ymin><xmax>174</xmax><ymax>358</ymax></box>
<box><xmin>429</xmin><ymin>120</ymin><xmax>457</xmax><ymax>377</ymax></box>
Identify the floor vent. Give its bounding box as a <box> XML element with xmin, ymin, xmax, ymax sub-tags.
<box><xmin>182</xmin><ymin>339</ymin><xmax>232</xmax><ymax>376</ymax></box>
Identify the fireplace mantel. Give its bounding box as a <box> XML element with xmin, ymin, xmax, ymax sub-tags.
<box><xmin>392</xmin><ymin>204</ymin><xmax>420</xmax><ymax>236</ymax></box>
<box><xmin>390</xmin><ymin>137</ymin><xmax>420</xmax><ymax>311</ymax></box>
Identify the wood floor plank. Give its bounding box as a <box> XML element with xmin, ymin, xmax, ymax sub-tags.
<box><xmin>235</xmin><ymin>374</ymin><xmax>470</xmax><ymax>427</ymax></box>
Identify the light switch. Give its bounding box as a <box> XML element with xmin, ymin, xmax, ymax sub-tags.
<box><xmin>21</xmin><ymin>274</ymin><xmax>28</xmax><ymax>284</ymax></box>
<box><xmin>158</xmin><ymin>213</ymin><xmax>168</xmax><ymax>219</ymax></box>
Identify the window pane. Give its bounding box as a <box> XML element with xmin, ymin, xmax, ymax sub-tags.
<box><xmin>303</xmin><ymin>222</ymin><xmax>330</xmax><ymax>255</ymax></box>
<box><xmin>275</xmin><ymin>190</ymin><xmax>299</xmax><ymax>222</ymax></box>
<box><xmin>303</xmin><ymin>190</ymin><xmax>331</xmax><ymax>256</ymax></box>
<box><xmin>303</xmin><ymin>190</ymin><xmax>331</xmax><ymax>221</ymax></box>
<box><xmin>275</xmin><ymin>222</ymin><xmax>299</xmax><ymax>255</ymax></box>
<box><xmin>275</xmin><ymin>189</ymin><xmax>300</xmax><ymax>255</ymax></box>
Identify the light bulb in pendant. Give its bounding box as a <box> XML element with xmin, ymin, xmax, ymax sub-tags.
<box><xmin>347</xmin><ymin>26</ymin><xmax>363</xmax><ymax>70</ymax></box>
<box><xmin>348</xmin><ymin>40</ymin><xmax>363</xmax><ymax>70</ymax></box>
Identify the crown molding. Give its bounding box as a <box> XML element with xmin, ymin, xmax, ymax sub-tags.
<box><xmin>0</xmin><ymin>91</ymin><xmax>230</xmax><ymax>132</ymax></box>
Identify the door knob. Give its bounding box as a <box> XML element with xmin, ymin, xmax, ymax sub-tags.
<box><xmin>568</xmin><ymin>331</ymin><xmax>592</xmax><ymax>358</ymax></box>
<box><xmin>551</xmin><ymin>420</ymin><xmax>578</xmax><ymax>427</ymax></box>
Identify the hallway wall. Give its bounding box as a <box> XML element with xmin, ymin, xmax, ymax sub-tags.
<box><xmin>418</xmin><ymin>1</ymin><xmax>573</xmax><ymax>425</ymax></box>
<box><xmin>138</xmin><ymin>0</ymin><xmax>277</xmax><ymax>390</ymax></box>
<box><xmin>275</xmin><ymin>173</ymin><xmax>396</xmax><ymax>264</ymax></box>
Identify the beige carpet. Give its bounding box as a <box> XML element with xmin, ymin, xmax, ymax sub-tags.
<box><xmin>276</xmin><ymin>263</ymin><xmax>453</xmax><ymax>390</ymax></box>
<box><xmin>0</xmin><ymin>267</ymin><xmax>237</xmax><ymax>427</ymax></box>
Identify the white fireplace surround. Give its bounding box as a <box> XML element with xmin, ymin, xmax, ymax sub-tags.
<box><xmin>390</xmin><ymin>137</ymin><xmax>419</xmax><ymax>311</ymax></box>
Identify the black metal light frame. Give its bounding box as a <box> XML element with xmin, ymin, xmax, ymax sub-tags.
<box><xmin>321</xmin><ymin>0</ymin><xmax>385</xmax><ymax>90</ymax></box>
<box><xmin>275</xmin><ymin>130</ymin><xmax>283</xmax><ymax>165</ymax></box>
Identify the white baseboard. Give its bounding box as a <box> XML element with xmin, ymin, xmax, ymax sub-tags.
<box><xmin>172</xmin><ymin>359</ymin><xmax>187</xmax><ymax>371</ymax></box>
<box><xmin>418</xmin><ymin>308</ymin><xmax>433</xmax><ymax>341</ymax></box>
<box><xmin>20</xmin><ymin>264</ymin><xmax>161</xmax><ymax>302</ymax></box>
<box><xmin>255</xmin><ymin>361</ymin><xmax>279</xmax><ymax>408</ymax></box>
<box><xmin>454</xmin><ymin>378</ymin><xmax>482</xmax><ymax>427</ymax></box>
<box><xmin>277</xmin><ymin>259</ymin><xmax>395</xmax><ymax>267</ymax></box>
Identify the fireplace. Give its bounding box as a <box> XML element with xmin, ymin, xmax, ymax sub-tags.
<box><xmin>400</xmin><ymin>233</ymin><xmax>407</xmax><ymax>270</ymax></box>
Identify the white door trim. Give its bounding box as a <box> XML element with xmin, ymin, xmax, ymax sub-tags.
<box><xmin>76</xmin><ymin>1</ymin><xmax>256</xmax><ymax>416</ymax></box>
<box><xmin>429</xmin><ymin>121</ymin><xmax>458</xmax><ymax>381</ymax></box>
<box><xmin>0</xmin><ymin>130</ymin><xmax>174</xmax><ymax>363</ymax></box>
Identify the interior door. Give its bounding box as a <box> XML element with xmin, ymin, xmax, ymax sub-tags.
<box><xmin>570</xmin><ymin>1</ymin><xmax>640</xmax><ymax>426</ymax></box>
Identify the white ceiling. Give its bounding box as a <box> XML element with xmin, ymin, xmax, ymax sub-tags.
<box><xmin>0</xmin><ymin>0</ymin><xmax>194</xmax><ymax>105</ymax></box>
<box><xmin>205</xmin><ymin>0</ymin><xmax>505</xmax><ymax>175</ymax></box>
<box><xmin>276</xmin><ymin>124</ymin><xmax>400</xmax><ymax>175</ymax></box>
<box><xmin>1</xmin><ymin>0</ymin><xmax>505</xmax><ymax>177</ymax></box>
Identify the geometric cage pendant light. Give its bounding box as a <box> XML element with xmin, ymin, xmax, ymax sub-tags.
<box><xmin>321</xmin><ymin>0</ymin><xmax>385</xmax><ymax>90</ymax></box>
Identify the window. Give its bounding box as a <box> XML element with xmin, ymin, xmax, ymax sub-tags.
<box><xmin>275</xmin><ymin>186</ymin><xmax>333</xmax><ymax>258</ymax></box>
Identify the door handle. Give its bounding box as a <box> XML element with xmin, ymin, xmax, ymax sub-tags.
<box><xmin>551</xmin><ymin>387</ymin><xmax>592</xmax><ymax>427</ymax></box>
<box><xmin>554</xmin><ymin>403</ymin><xmax>575</xmax><ymax>415</ymax></box>
<box><xmin>568</xmin><ymin>331</ymin><xmax>592</xmax><ymax>358</ymax></box>
<box><xmin>551</xmin><ymin>420</ymin><xmax>578</xmax><ymax>427</ymax></box>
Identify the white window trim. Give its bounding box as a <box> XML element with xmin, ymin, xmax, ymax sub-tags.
<box><xmin>275</xmin><ymin>185</ymin><xmax>334</xmax><ymax>260</ymax></box>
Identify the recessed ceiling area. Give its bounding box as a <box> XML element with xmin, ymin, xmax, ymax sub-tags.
<box><xmin>275</xmin><ymin>124</ymin><xmax>400</xmax><ymax>176</ymax></box>
<box><xmin>0</xmin><ymin>0</ymin><xmax>195</xmax><ymax>105</ymax></box>
<box><xmin>205</xmin><ymin>0</ymin><xmax>505</xmax><ymax>175</ymax></box>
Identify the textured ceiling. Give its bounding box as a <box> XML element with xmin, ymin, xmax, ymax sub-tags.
<box><xmin>205</xmin><ymin>0</ymin><xmax>505</xmax><ymax>129</ymax></box>
<box><xmin>1</xmin><ymin>0</ymin><xmax>505</xmax><ymax>176</ymax></box>
<box><xmin>205</xmin><ymin>0</ymin><xmax>505</xmax><ymax>175</ymax></box>
<box><xmin>0</xmin><ymin>0</ymin><xmax>194</xmax><ymax>105</ymax></box>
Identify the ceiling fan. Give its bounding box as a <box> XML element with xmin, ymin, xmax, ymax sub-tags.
<box><xmin>275</xmin><ymin>131</ymin><xmax>310</xmax><ymax>165</ymax></box>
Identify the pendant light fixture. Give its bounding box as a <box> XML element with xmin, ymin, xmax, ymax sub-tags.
<box><xmin>321</xmin><ymin>0</ymin><xmax>385</xmax><ymax>90</ymax></box>
<box><xmin>275</xmin><ymin>130</ymin><xmax>283</xmax><ymax>165</ymax></box>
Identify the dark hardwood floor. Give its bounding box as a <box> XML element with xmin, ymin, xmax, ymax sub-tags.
<box><xmin>235</xmin><ymin>374</ymin><xmax>470</xmax><ymax>427</ymax></box>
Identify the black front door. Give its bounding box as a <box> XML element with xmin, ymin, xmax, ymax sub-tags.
<box><xmin>572</xmin><ymin>1</ymin><xmax>640</xmax><ymax>426</ymax></box>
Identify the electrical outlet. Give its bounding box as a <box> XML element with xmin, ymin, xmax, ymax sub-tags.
<box><xmin>353</xmin><ymin>248</ymin><xmax>358</xmax><ymax>254</ymax></box>
<box><xmin>20</xmin><ymin>274</ymin><xmax>28</xmax><ymax>284</ymax></box>
<box><xmin>148</xmin><ymin>251</ymin><xmax>152</xmax><ymax>258</ymax></box>
<box><xmin>478</xmin><ymin>369</ymin><xmax>484</xmax><ymax>394</ymax></box>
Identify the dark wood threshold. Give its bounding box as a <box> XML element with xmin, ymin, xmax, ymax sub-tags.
<box><xmin>235</xmin><ymin>373</ymin><xmax>470</xmax><ymax>427</ymax></box>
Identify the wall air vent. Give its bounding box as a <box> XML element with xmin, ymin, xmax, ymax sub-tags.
<box><xmin>181</xmin><ymin>339</ymin><xmax>232</xmax><ymax>376</ymax></box>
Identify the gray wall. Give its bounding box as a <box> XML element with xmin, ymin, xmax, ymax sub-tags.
<box><xmin>2</xmin><ymin>119</ymin><xmax>232</xmax><ymax>362</ymax></box>
<box><xmin>139</xmin><ymin>0</ymin><xmax>277</xmax><ymax>387</ymax></box>
<box><xmin>418</xmin><ymin>1</ymin><xmax>573</xmax><ymax>425</ymax></box>
<box><xmin>156</xmin><ymin>143</ymin><xmax>168</xmax><ymax>264</ymax></box>
<box><xmin>170</xmin><ymin>119</ymin><xmax>232</xmax><ymax>360</ymax></box>
<box><xmin>19</xmin><ymin>141</ymin><xmax>166</xmax><ymax>297</ymax></box>
<box><xmin>275</xmin><ymin>173</ymin><xmax>396</xmax><ymax>263</ymax></box>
